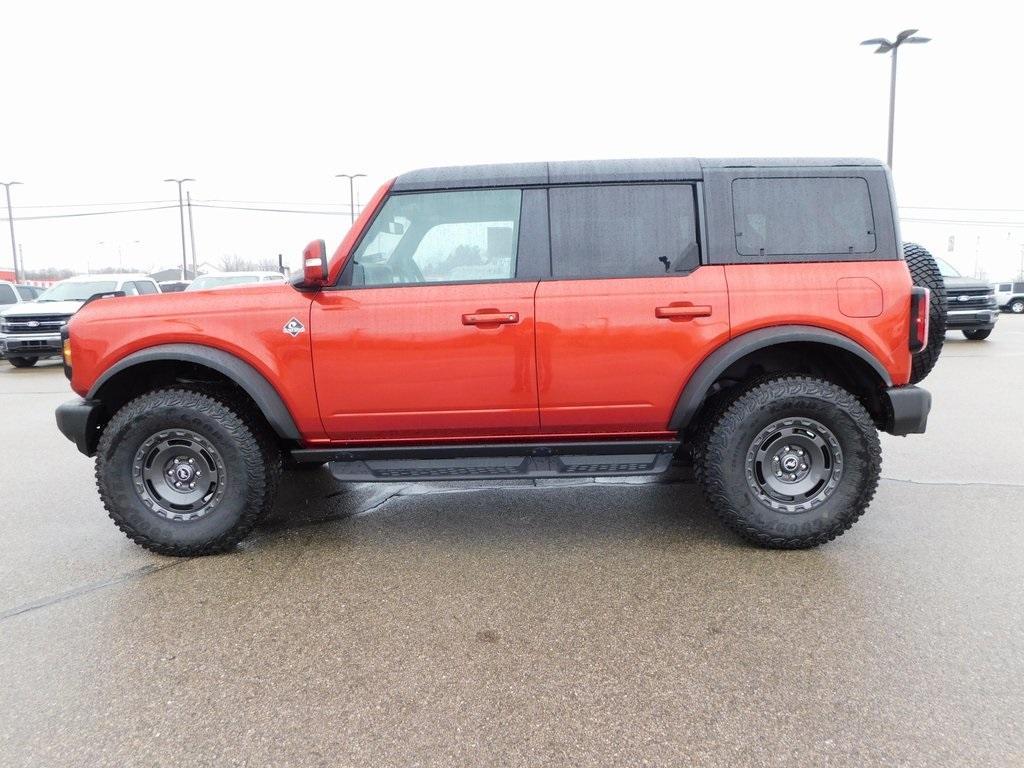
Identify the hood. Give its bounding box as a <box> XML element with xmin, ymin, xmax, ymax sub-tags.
<box><xmin>1</xmin><ymin>300</ymin><xmax>83</xmax><ymax>317</ymax></box>
<box><xmin>943</xmin><ymin>275</ymin><xmax>991</xmax><ymax>291</ymax></box>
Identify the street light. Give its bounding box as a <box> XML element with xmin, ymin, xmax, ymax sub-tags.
<box><xmin>861</xmin><ymin>29</ymin><xmax>931</xmax><ymax>169</ymax></box>
<box><xmin>1</xmin><ymin>181</ymin><xmax>23</xmax><ymax>282</ymax></box>
<box><xmin>335</xmin><ymin>173</ymin><xmax>366</xmax><ymax>226</ymax></box>
<box><xmin>164</xmin><ymin>178</ymin><xmax>195</xmax><ymax>280</ymax></box>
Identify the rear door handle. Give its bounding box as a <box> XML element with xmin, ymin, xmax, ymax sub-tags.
<box><xmin>462</xmin><ymin>311</ymin><xmax>520</xmax><ymax>326</ymax></box>
<box><xmin>655</xmin><ymin>305</ymin><xmax>712</xmax><ymax>320</ymax></box>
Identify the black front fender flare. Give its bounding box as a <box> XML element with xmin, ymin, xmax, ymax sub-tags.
<box><xmin>87</xmin><ymin>343</ymin><xmax>301</xmax><ymax>441</ymax></box>
<box><xmin>668</xmin><ymin>325</ymin><xmax>893</xmax><ymax>431</ymax></box>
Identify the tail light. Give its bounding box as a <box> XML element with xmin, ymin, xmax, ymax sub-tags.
<box><xmin>909</xmin><ymin>287</ymin><xmax>930</xmax><ymax>352</ymax></box>
<box><xmin>61</xmin><ymin>323</ymin><xmax>72</xmax><ymax>381</ymax></box>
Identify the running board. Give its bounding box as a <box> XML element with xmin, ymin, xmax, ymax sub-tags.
<box><xmin>290</xmin><ymin>441</ymin><xmax>679</xmax><ymax>482</ymax></box>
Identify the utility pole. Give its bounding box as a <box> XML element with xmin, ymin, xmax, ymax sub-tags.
<box><xmin>186</xmin><ymin>191</ymin><xmax>198</xmax><ymax>277</ymax></box>
<box><xmin>860</xmin><ymin>30</ymin><xmax>931</xmax><ymax>169</ymax></box>
<box><xmin>334</xmin><ymin>172</ymin><xmax>366</xmax><ymax>226</ymax></box>
<box><xmin>2</xmin><ymin>181</ymin><xmax>23</xmax><ymax>282</ymax></box>
<box><xmin>164</xmin><ymin>178</ymin><xmax>195</xmax><ymax>280</ymax></box>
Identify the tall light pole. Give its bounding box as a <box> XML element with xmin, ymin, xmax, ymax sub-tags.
<box><xmin>2</xmin><ymin>181</ymin><xmax>23</xmax><ymax>282</ymax></box>
<box><xmin>164</xmin><ymin>178</ymin><xmax>195</xmax><ymax>279</ymax></box>
<box><xmin>334</xmin><ymin>173</ymin><xmax>366</xmax><ymax>226</ymax></box>
<box><xmin>186</xmin><ymin>191</ymin><xmax>198</xmax><ymax>277</ymax></box>
<box><xmin>861</xmin><ymin>29</ymin><xmax>931</xmax><ymax>169</ymax></box>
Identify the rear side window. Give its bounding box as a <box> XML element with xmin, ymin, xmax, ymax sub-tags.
<box><xmin>134</xmin><ymin>281</ymin><xmax>158</xmax><ymax>295</ymax></box>
<box><xmin>549</xmin><ymin>184</ymin><xmax>699</xmax><ymax>278</ymax></box>
<box><xmin>732</xmin><ymin>177</ymin><xmax>876</xmax><ymax>257</ymax></box>
<box><xmin>0</xmin><ymin>284</ymin><xmax>17</xmax><ymax>303</ymax></box>
<box><xmin>351</xmin><ymin>189</ymin><xmax>522</xmax><ymax>286</ymax></box>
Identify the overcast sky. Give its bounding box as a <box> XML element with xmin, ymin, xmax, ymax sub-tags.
<box><xmin>2</xmin><ymin>0</ymin><xmax>1023</xmax><ymax>279</ymax></box>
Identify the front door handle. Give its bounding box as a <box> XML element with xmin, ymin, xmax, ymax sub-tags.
<box><xmin>655</xmin><ymin>305</ymin><xmax>712</xmax><ymax>320</ymax></box>
<box><xmin>462</xmin><ymin>311</ymin><xmax>520</xmax><ymax>326</ymax></box>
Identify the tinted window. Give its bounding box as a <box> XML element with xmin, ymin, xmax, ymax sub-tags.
<box><xmin>0</xmin><ymin>284</ymin><xmax>16</xmax><ymax>304</ymax></box>
<box><xmin>121</xmin><ymin>282</ymin><xmax>139</xmax><ymax>296</ymax></box>
<box><xmin>549</xmin><ymin>185</ymin><xmax>699</xmax><ymax>278</ymax></box>
<box><xmin>135</xmin><ymin>281</ymin><xmax>158</xmax><ymax>295</ymax></box>
<box><xmin>351</xmin><ymin>189</ymin><xmax>521</xmax><ymax>286</ymax></box>
<box><xmin>998</xmin><ymin>283</ymin><xmax>1012</xmax><ymax>291</ymax></box>
<box><xmin>732</xmin><ymin>177</ymin><xmax>876</xmax><ymax>257</ymax></box>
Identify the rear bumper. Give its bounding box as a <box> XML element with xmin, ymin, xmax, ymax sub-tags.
<box><xmin>884</xmin><ymin>385</ymin><xmax>931</xmax><ymax>436</ymax></box>
<box><xmin>945</xmin><ymin>309</ymin><xmax>998</xmax><ymax>330</ymax></box>
<box><xmin>55</xmin><ymin>397</ymin><xmax>102</xmax><ymax>456</ymax></box>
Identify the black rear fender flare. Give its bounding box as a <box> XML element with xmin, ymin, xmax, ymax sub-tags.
<box><xmin>669</xmin><ymin>325</ymin><xmax>893</xmax><ymax>431</ymax></box>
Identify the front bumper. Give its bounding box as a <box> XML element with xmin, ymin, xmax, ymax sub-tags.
<box><xmin>0</xmin><ymin>332</ymin><xmax>62</xmax><ymax>359</ymax></box>
<box><xmin>884</xmin><ymin>385</ymin><xmax>931</xmax><ymax>436</ymax></box>
<box><xmin>945</xmin><ymin>308</ymin><xmax>999</xmax><ymax>330</ymax></box>
<box><xmin>55</xmin><ymin>397</ymin><xmax>102</xmax><ymax>456</ymax></box>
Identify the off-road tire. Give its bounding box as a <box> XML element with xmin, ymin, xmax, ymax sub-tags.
<box><xmin>1008</xmin><ymin>298</ymin><xmax>1024</xmax><ymax>314</ymax></box>
<box><xmin>963</xmin><ymin>328</ymin><xmax>991</xmax><ymax>341</ymax></box>
<box><xmin>904</xmin><ymin>242</ymin><xmax>946</xmax><ymax>384</ymax></box>
<box><xmin>695</xmin><ymin>376</ymin><xmax>881</xmax><ymax>549</ymax></box>
<box><xmin>7</xmin><ymin>357</ymin><xmax>37</xmax><ymax>368</ymax></box>
<box><xmin>96</xmin><ymin>388</ymin><xmax>281</xmax><ymax>556</ymax></box>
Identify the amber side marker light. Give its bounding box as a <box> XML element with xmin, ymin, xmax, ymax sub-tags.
<box><xmin>61</xmin><ymin>325</ymin><xmax>72</xmax><ymax>380</ymax></box>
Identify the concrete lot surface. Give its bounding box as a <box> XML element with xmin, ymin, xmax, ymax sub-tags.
<box><xmin>1</xmin><ymin>317</ymin><xmax>1022</xmax><ymax>767</ymax></box>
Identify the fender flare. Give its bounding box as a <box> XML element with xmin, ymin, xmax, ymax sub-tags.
<box><xmin>87</xmin><ymin>343</ymin><xmax>301</xmax><ymax>440</ymax></box>
<box><xmin>668</xmin><ymin>325</ymin><xmax>893</xmax><ymax>431</ymax></box>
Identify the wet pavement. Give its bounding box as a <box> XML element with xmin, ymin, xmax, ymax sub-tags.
<box><xmin>2</xmin><ymin>317</ymin><xmax>1022</xmax><ymax>767</ymax></box>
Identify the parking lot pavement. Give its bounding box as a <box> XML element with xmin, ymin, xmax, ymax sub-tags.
<box><xmin>1</xmin><ymin>318</ymin><xmax>1022</xmax><ymax>768</ymax></box>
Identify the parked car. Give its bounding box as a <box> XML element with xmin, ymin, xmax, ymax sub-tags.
<box><xmin>157</xmin><ymin>280</ymin><xmax>191</xmax><ymax>293</ymax></box>
<box><xmin>0</xmin><ymin>280</ymin><xmax>42</xmax><ymax>310</ymax></box>
<box><xmin>994</xmin><ymin>280</ymin><xmax>1024</xmax><ymax>314</ymax></box>
<box><xmin>57</xmin><ymin>157</ymin><xmax>939</xmax><ymax>556</ymax></box>
<box><xmin>933</xmin><ymin>257</ymin><xmax>999</xmax><ymax>340</ymax></box>
<box><xmin>0</xmin><ymin>273</ymin><xmax>160</xmax><ymax>367</ymax></box>
<box><xmin>185</xmin><ymin>271</ymin><xmax>286</xmax><ymax>291</ymax></box>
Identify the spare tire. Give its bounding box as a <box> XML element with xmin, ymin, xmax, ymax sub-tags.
<box><xmin>904</xmin><ymin>242</ymin><xmax>946</xmax><ymax>384</ymax></box>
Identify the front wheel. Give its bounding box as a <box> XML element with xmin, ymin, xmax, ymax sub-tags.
<box><xmin>96</xmin><ymin>388</ymin><xmax>281</xmax><ymax>555</ymax></box>
<box><xmin>7</xmin><ymin>357</ymin><xmax>37</xmax><ymax>368</ymax></box>
<box><xmin>963</xmin><ymin>328</ymin><xmax>992</xmax><ymax>340</ymax></box>
<box><xmin>695</xmin><ymin>376</ymin><xmax>881</xmax><ymax>549</ymax></box>
<box><xmin>1009</xmin><ymin>299</ymin><xmax>1024</xmax><ymax>314</ymax></box>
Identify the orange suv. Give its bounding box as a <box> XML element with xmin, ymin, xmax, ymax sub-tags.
<box><xmin>55</xmin><ymin>158</ymin><xmax>944</xmax><ymax>555</ymax></box>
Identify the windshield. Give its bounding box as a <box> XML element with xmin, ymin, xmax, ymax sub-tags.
<box><xmin>186</xmin><ymin>275</ymin><xmax>260</xmax><ymax>291</ymax></box>
<box><xmin>37</xmin><ymin>280</ymin><xmax>118</xmax><ymax>302</ymax></box>
<box><xmin>934</xmin><ymin>257</ymin><xmax>961</xmax><ymax>278</ymax></box>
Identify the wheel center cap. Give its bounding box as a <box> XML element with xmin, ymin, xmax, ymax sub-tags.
<box><xmin>781</xmin><ymin>455</ymin><xmax>799</xmax><ymax>472</ymax></box>
<box><xmin>174</xmin><ymin>465</ymin><xmax>194</xmax><ymax>482</ymax></box>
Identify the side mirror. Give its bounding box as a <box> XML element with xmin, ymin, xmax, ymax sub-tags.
<box><xmin>302</xmin><ymin>239</ymin><xmax>329</xmax><ymax>287</ymax></box>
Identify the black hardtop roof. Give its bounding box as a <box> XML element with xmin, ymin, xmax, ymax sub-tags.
<box><xmin>392</xmin><ymin>157</ymin><xmax>884</xmax><ymax>192</ymax></box>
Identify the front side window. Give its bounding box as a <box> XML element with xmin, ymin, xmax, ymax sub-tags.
<box><xmin>350</xmin><ymin>189</ymin><xmax>522</xmax><ymax>286</ymax></box>
<box><xmin>997</xmin><ymin>283</ymin><xmax>1012</xmax><ymax>292</ymax></box>
<box><xmin>135</xmin><ymin>280</ymin><xmax>158</xmax><ymax>295</ymax></box>
<box><xmin>732</xmin><ymin>177</ymin><xmax>876</xmax><ymax>257</ymax></box>
<box><xmin>0</xmin><ymin>284</ymin><xmax>17</xmax><ymax>304</ymax></box>
<box><xmin>548</xmin><ymin>184</ymin><xmax>699</xmax><ymax>278</ymax></box>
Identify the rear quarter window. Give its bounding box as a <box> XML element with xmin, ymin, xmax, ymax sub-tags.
<box><xmin>732</xmin><ymin>177</ymin><xmax>876</xmax><ymax>258</ymax></box>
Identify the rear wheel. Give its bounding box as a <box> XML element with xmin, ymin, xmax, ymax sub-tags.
<box><xmin>96</xmin><ymin>388</ymin><xmax>281</xmax><ymax>556</ymax></box>
<box><xmin>7</xmin><ymin>357</ymin><xmax>37</xmax><ymax>368</ymax></box>
<box><xmin>904</xmin><ymin>242</ymin><xmax>946</xmax><ymax>384</ymax></box>
<box><xmin>1009</xmin><ymin>298</ymin><xmax>1024</xmax><ymax>314</ymax></box>
<box><xmin>695</xmin><ymin>376</ymin><xmax>881</xmax><ymax>549</ymax></box>
<box><xmin>963</xmin><ymin>328</ymin><xmax>992</xmax><ymax>340</ymax></box>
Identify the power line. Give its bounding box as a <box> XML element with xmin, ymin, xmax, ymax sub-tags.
<box><xmin>192</xmin><ymin>203</ymin><xmax>349</xmax><ymax>216</ymax></box>
<box><xmin>1</xmin><ymin>204</ymin><xmax>180</xmax><ymax>221</ymax></box>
